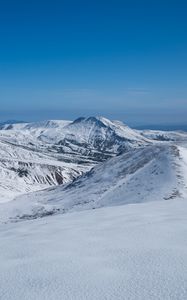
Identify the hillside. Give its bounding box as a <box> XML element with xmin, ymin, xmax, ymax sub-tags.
<box><xmin>1</xmin><ymin>143</ymin><xmax>187</xmax><ymax>222</ymax></box>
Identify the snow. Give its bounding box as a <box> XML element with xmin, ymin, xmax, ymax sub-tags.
<box><xmin>1</xmin><ymin>143</ymin><xmax>186</xmax><ymax>222</ymax></box>
<box><xmin>140</xmin><ymin>129</ymin><xmax>187</xmax><ymax>142</ymax></box>
<box><xmin>0</xmin><ymin>117</ymin><xmax>187</xmax><ymax>299</ymax></box>
<box><xmin>0</xmin><ymin>138</ymin><xmax>89</xmax><ymax>203</ymax></box>
<box><xmin>0</xmin><ymin>116</ymin><xmax>186</xmax><ymax>204</ymax></box>
<box><xmin>0</xmin><ymin>198</ymin><xmax>187</xmax><ymax>300</ymax></box>
<box><xmin>0</xmin><ymin>116</ymin><xmax>149</xmax><ymax>147</ymax></box>
<box><xmin>179</xmin><ymin>145</ymin><xmax>187</xmax><ymax>177</ymax></box>
<box><xmin>0</xmin><ymin>116</ymin><xmax>153</xmax><ymax>203</ymax></box>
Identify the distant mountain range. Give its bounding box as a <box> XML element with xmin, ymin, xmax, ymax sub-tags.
<box><xmin>1</xmin><ymin>119</ymin><xmax>187</xmax><ymax>132</ymax></box>
<box><xmin>0</xmin><ymin>120</ymin><xmax>26</xmax><ymax>129</ymax></box>
<box><xmin>133</xmin><ymin>124</ymin><xmax>187</xmax><ymax>131</ymax></box>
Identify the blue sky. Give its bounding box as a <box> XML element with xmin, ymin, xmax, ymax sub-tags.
<box><xmin>0</xmin><ymin>0</ymin><xmax>187</xmax><ymax>125</ymax></box>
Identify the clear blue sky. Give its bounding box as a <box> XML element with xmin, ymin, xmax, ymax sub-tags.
<box><xmin>0</xmin><ymin>0</ymin><xmax>187</xmax><ymax>125</ymax></box>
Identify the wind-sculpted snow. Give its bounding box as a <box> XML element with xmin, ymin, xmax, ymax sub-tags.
<box><xmin>0</xmin><ymin>198</ymin><xmax>187</xmax><ymax>300</ymax></box>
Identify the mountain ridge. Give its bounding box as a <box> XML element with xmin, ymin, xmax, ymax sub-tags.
<box><xmin>1</xmin><ymin>143</ymin><xmax>187</xmax><ymax>222</ymax></box>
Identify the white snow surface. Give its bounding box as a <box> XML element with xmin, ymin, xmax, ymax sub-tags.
<box><xmin>0</xmin><ymin>198</ymin><xmax>187</xmax><ymax>300</ymax></box>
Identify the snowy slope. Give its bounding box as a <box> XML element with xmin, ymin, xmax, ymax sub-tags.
<box><xmin>0</xmin><ymin>139</ymin><xmax>90</xmax><ymax>203</ymax></box>
<box><xmin>1</xmin><ymin>143</ymin><xmax>187</xmax><ymax>222</ymax></box>
<box><xmin>0</xmin><ymin>198</ymin><xmax>187</xmax><ymax>300</ymax></box>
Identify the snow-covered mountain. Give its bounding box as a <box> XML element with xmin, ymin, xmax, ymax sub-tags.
<box><xmin>0</xmin><ymin>120</ymin><xmax>25</xmax><ymax>128</ymax></box>
<box><xmin>0</xmin><ymin>117</ymin><xmax>152</xmax><ymax>203</ymax></box>
<box><xmin>0</xmin><ymin>117</ymin><xmax>150</xmax><ymax>158</ymax></box>
<box><xmin>1</xmin><ymin>117</ymin><xmax>187</xmax><ymax>300</ymax></box>
<box><xmin>0</xmin><ymin>116</ymin><xmax>187</xmax><ymax>221</ymax></box>
<box><xmin>140</xmin><ymin>129</ymin><xmax>187</xmax><ymax>142</ymax></box>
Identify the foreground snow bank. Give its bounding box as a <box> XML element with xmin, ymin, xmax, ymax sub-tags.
<box><xmin>0</xmin><ymin>198</ymin><xmax>187</xmax><ymax>300</ymax></box>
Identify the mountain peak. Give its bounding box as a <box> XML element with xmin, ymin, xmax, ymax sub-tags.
<box><xmin>72</xmin><ymin>117</ymin><xmax>86</xmax><ymax>124</ymax></box>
